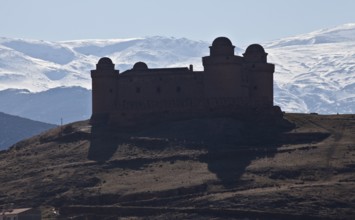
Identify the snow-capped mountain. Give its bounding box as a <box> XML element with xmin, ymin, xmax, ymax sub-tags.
<box><xmin>0</xmin><ymin>23</ymin><xmax>354</xmax><ymax>124</ymax></box>
<box><xmin>266</xmin><ymin>23</ymin><xmax>355</xmax><ymax>48</ymax></box>
<box><xmin>265</xmin><ymin>23</ymin><xmax>355</xmax><ymax>113</ymax></box>
<box><xmin>0</xmin><ymin>36</ymin><xmax>210</xmax><ymax>124</ymax></box>
<box><xmin>0</xmin><ymin>36</ymin><xmax>209</xmax><ymax>92</ymax></box>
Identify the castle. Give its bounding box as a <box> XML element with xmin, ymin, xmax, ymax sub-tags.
<box><xmin>90</xmin><ymin>37</ymin><xmax>280</xmax><ymax>127</ymax></box>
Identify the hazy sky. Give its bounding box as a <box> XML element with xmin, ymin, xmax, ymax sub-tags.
<box><xmin>1</xmin><ymin>0</ymin><xmax>355</xmax><ymax>46</ymax></box>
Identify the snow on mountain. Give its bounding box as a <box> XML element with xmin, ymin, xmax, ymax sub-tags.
<box><xmin>0</xmin><ymin>23</ymin><xmax>354</xmax><ymax>124</ymax></box>
<box><xmin>0</xmin><ymin>36</ymin><xmax>209</xmax><ymax>92</ymax></box>
<box><xmin>266</xmin><ymin>23</ymin><xmax>355</xmax><ymax>48</ymax></box>
<box><xmin>0</xmin><ymin>38</ymin><xmax>93</xmax><ymax>92</ymax></box>
<box><xmin>266</xmin><ymin>23</ymin><xmax>355</xmax><ymax>114</ymax></box>
<box><xmin>0</xmin><ymin>36</ymin><xmax>210</xmax><ymax>124</ymax></box>
<box><xmin>63</xmin><ymin>36</ymin><xmax>213</xmax><ymax>72</ymax></box>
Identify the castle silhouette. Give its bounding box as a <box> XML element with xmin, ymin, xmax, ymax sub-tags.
<box><xmin>90</xmin><ymin>37</ymin><xmax>281</xmax><ymax>127</ymax></box>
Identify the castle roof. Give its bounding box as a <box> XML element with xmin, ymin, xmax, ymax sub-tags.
<box><xmin>209</xmin><ymin>37</ymin><xmax>235</xmax><ymax>56</ymax></box>
<box><xmin>121</xmin><ymin>67</ymin><xmax>191</xmax><ymax>76</ymax></box>
<box><xmin>212</xmin><ymin>37</ymin><xmax>233</xmax><ymax>47</ymax></box>
<box><xmin>98</xmin><ymin>57</ymin><xmax>113</xmax><ymax>65</ymax></box>
<box><xmin>243</xmin><ymin>44</ymin><xmax>267</xmax><ymax>63</ymax></box>
<box><xmin>96</xmin><ymin>57</ymin><xmax>115</xmax><ymax>70</ymax></box>
<box><xmin>245</xmin><ymin>44</ymin><xmax>265</xmax><ymax>54</ymax></box>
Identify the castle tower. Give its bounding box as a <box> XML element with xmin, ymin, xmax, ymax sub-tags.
<box><xmin>90</xmin><ymin>57</ymin><xmax>119</xmax><ymax>124</ymax></box>
<box><xmin>243</xmin><ymin>44</ymin><xmax>275</xmax><ymax>108</ymax></box>
<box><xmin>202</xmin><ymin>37</ymin><xmax>246</xmax><ymax>99</ymax></box>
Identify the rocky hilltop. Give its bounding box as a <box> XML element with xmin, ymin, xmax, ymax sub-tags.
<box><xmin>0</xmin><ymin>114</ymin><xmax>354</xmax><ymax>219</ymax></box>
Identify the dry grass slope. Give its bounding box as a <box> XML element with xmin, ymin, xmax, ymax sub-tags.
<box><xmin>0</xmin><ymin>113</ymin><xmax>354</xmax><ymax>219</ymax></box>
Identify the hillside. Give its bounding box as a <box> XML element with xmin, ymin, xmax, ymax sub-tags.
<box><xmin>0</xmin><ymin>114</ymin><xmax>354</xmax><ymax>219</ymax></box>
<box><xmin>0</xmin><ymin>23</ymin><xmax>354</xmax><ymax>124</ymax></box>
<box><xmin>0</xmin><ymin>112</ymin><xmax>55</xmax><ymax>150</ymax></box>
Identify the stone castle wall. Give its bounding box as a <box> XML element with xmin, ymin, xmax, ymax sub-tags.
<box><xmin>90</xmin><ymin>37</ymin><xmax>276</xmax><ymax>126</ymax></box>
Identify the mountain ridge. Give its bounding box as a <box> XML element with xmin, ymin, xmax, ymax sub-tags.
<box><xmin>0</xmin><ymin>111</ymin><xmax>55</xmax><ymax>150</ymax></box>
<box><xmin>265</xmin><ymin>23</ymin><xmax>355</xmax><ymax>47</ymax></box>
<box><xmin>0</xmin><ymin>23</ymin><xmax>354</xmax><ymax>123</ymax></box>
<box><xmin>0</xmin><ymin>86</ymin><xmax>91</xmax><ymax>124</ymax></box>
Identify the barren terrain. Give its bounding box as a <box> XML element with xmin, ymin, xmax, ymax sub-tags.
<box><xmin>0</xmin><ymin>113</ymin><xmax>354</xmax><ymax>219</ymax></box>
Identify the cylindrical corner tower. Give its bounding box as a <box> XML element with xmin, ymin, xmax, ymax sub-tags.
<box><xmin>202</xmin><ymin>37</ymin><xmax>245</xmax><ymax>99</ymax></box>
<box><xmin>243</xmin><ymin>44</ymin><xmax>274</xmax><ymax>108</ymax></box>
<box><xmin>90</xmin><ymin>57</ymin><xmax>119</xmax><ymax>124</ymax></box>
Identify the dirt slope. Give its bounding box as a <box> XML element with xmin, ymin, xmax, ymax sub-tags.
<box><xmin>0</xmin><ymin>114</ymin><xmax>354</xmax><ymax>219</ymax></box>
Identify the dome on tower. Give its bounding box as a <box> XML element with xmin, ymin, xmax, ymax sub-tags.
<box><xmin>133</xmin><ymin>61</ymin><xmax>148</xmax><ymax>70</ymax></box>
<box><xmin>212</xmin><ymin>37</ymin><xmax>233</xmax><ymax>47</ymax></box>
<box><xmin>245</xmin><ymin>44</ymin><xmax>265</xmax><ymax>54</ymax></box>
<box><xmin>209</xmin><ymin>37</ymin><xmax>235</xmax><ymax>56</ymax></box>
<box><xmin>96</xmin><ymin>57</ymin><xmax>115</xmax><ymax>70</ymax></box>
<box><xmin>243</xmin><ymin>44</ymin><xmax>267</xmax><ymax>63</ymax></box>
<box><xmin>98</xmin><ymin>57</ymin><xmax>113</xmax><ymax>65</ymax></box>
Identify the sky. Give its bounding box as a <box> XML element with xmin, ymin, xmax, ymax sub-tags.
<box><xmin>1</xmin><ymin>0</ymin><xmax>355</xmax><ymax>47</ymax></box>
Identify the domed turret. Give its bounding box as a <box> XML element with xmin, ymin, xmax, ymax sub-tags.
<box><xmin>245</xmin><ymin>44</ymin><xmax>265</xmax><ymax>54</ymax></box>
<box><xmin>133</xmin><ymin>61</ymin><xmax>148</xmax><ymax>70</ymax></box>
<box><xmin>212</xmin><ymin>37</ymin><xmax>233</xmax><ymax>47</ymax></box>
<box><xmin>91</xmin><ymin>57</ymin><xmax>119</xmax><ymax>124</ymax></box>
<box><xmin>209</xmin><ymin>36</ymin><xmax>235</xmax><ymax>56</ymax></box>
<box><xmin>96</xmin><ymin>57</ymin><xmax>115</xmax><ymax>70</ymax></box>
<box><xmin>243</xmin><ymin>44</ymin><xmax>267</xmax><ymax>63</ymax></box>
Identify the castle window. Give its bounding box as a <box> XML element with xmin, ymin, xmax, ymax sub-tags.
<box><xmin>156</xmin><ymin>86</ymin><xmax>161</xmax><ymax>94</ymax></box>
<box><xmin>176</xmin><ymin>86</ymin><xmax>181</xmax><ymax>93</ymax></box>
<box><xmin>136</xmin><ymin>87</ymin><xmax>141</xmax><ymax>93</ymax></box>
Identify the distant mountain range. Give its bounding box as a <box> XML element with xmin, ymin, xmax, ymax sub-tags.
<box><xmin>0</xmin><ymin>112</ymin><xmax>55</xmax><ymax>150</ymax></box>
<box><xmin>266</xmin><ymin>23</ymin><xmax>355</xmax><ymax>113</ymax></box>
<box><xmin>0</xmin><ymin>23</ymin><xmax>354</xmax><ymax>124</ymax></box>
<box><xmin>0</xmin><ymin>87</ymin><xmax>91</xmax><ymax>124</ymax></box>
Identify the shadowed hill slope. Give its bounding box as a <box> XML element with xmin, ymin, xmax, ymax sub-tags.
<box><xmin>0</xmin><ymin>114</ymin><xmax>354</xmax><ymax>219</ymax></box>
<box><xmin>0</xmin><ymin>112</ymin><xmax>55</xmax><ymax>150</ymax></box>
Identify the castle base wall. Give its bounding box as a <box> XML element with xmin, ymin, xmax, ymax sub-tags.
<box><xmin>100</xmin><ymin>97</ymin><xmax>280</xmax><ymax>128</ymax></box>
